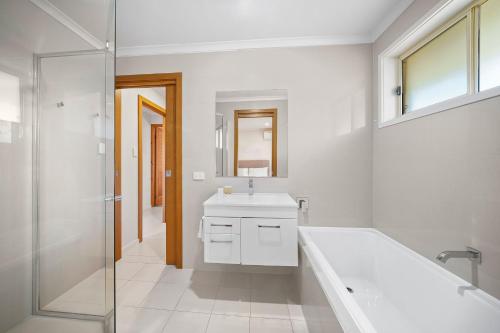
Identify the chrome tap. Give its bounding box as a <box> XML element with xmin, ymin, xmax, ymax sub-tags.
<box><xmin>436</xmin><ymin>247</ymin><xmax>481</xmax><ymax>264</ymax></box>
<box><xmin>248</xmin><ymin>178</ymin><xmax>254</xmax><ymax>196</ymax></box>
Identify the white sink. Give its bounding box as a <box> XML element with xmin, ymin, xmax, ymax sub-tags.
<box><xmin>203</xmin><ymin>192</ymin><xmax>298</xmax><ymax>218</ymax></box>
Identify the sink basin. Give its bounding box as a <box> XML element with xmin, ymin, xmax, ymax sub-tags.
<box><xmin>203</xmin><ymin>192</ymin><xmax>298</xmax><ymax>218</ymax></box>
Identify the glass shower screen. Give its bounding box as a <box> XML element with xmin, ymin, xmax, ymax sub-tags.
<box><xmin>34</xmin><ymin>50</ymin><xmax>115</xmax><ymax>323</ymax></box>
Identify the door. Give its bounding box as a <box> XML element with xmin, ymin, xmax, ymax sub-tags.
<box><xmin>151</xmin><ymin>124</ymin><xmax>164</xmax><ymax>207</ymax></box>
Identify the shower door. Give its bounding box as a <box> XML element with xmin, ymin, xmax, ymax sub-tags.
<box><xmin>33</xmin><ymin>50</ymin><xmax>115</xmax><ymax>326</ymax></box>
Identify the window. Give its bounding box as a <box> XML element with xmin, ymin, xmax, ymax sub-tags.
<box><xmin>402</xmin><ymin>18</ymin><xmax>468</xmax><ymax>113</ymax></box>
<box><xmin>479</xmin><ymin>0</ymin><xmax>500</xmax><ymax>91</ymax></box>
<box><xmin>380</xmin><ymin>0</ymin><xmax>500</xmax><ymax>125</ymax></box>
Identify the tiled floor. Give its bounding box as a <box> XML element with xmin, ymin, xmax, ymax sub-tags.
<box><xmin>116</xmin><ymin>236</ymin><xmax>309</xmax><ymax>333</ymax></box>
<box><xmin>42</xmin><ymin>267</ymin><xmax>107</xmax><ymax>316</ymax></box>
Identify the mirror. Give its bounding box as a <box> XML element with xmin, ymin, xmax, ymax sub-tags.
<box><xmin>215</xmin><ymin>89</ymin><xmax>288</xmax><ymax>177</ymax></box>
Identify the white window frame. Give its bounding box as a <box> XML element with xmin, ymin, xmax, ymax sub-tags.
<box><xmin>378</xmin><ymin>0</ymin><xmax>500</xmax><ymax>128</ymax></box>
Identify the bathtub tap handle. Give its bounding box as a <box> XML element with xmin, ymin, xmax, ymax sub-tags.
<box><xmin>436</xmin><ymin>247</ymin><xmax>481</xmax><ymax>264</ymax></box>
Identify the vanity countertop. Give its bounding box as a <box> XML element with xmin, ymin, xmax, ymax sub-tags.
<box><xmin>203</xmin><ymin>192</ymin><xmax>298</xmax><ymax>209</ymax></box>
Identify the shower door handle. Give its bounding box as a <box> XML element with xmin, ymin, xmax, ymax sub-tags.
<box><xmin>105</xmin><ymin>195</ymin><xmax>122</xmax><ymax>202</ymax></box>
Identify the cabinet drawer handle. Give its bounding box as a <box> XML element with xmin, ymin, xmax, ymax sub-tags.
<box><xmin>211</xmin><ymin>224</ymin><xmax>233</xmax><ymax>227</ymax></box>
<box><xmin>258</xmin><ymin>225</ymin><xmax>281</xmax><ymax>229</ymax></box>
<box><xmin>210</xmin><ymin>240</ymin><xmax>233</xmax><ymax>243</ymax></box>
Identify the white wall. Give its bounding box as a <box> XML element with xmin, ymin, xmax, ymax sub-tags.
<box><xmin>117</xmin><ymin>45</ymin><xmax>373</xmax><ymax>269</ymax></box>
<box><xmin>121</xmin><ymin>88</ymin><xmax>165</xmax><ymax>248</ymax></box>
<box><xmin>0</xmin><ymin>54</ymin><xmax>33</xmax><ymax>333</ymax></box>
<box><xmin>372</xmin><ymin>0</ymin><xmax>500</xmax><ymax>299</ymax></box>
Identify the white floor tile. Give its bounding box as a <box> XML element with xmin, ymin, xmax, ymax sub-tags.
<box><xmin>250</xmin><ymin>317</ymin><xmax>293</xmax><ymax>333</ymax></box>
<box><xmin>251</xmin><ymin>289</ymin><xmax>290</xmax><ymax>319</ymax></box>
<box><xmin>141</xmin><ymin>283</ymin><xmax>186</xmax><ymax>310</ymax></box>
<box><xmin>160</xmin><ymin>268</ymin><xmax>193</xmax><ymax>285</ymax></box>
<box><xmin>123</xmin><ymin>255</ymin><xmax>164</xmax><ymax>264</ymax></box>
<box><xmin>206</xmin><ymin>314</ymin><xmax>249</xmax><ymax>333</ymax></box>
<box><xmin>116</xmin><ymin>279</ymin><xmax>128</xmax><ymax>291</ymax></box>
<box><xmin>190</xmin><ymin>270</ymin><xmax>223</xmax><ymax>286</ymax></box>
<box><xmin>291</xmin><ymin>320</ymin><xmax>316</xmax><ymax>333</ymax></box>
<box><xmin>131</xmin><ymin>264</ymin><xmax>169</xmax><ymax>282</ymax></box>
<box><xmin>251</xmin><ymin>273</ymin><xmax>291</xmax><ymax>292</ymax></box>
<box><xmin>6</xmin><ymin>316</ymin><xmax>103</xmax><ymax>333</ymax></box>
<box><xmin>116</xmin><ymin>262</ymin><xmax>145</xmax><ymax>280</ymax></box>
<box><xmin>213</xmin><ymin>287</ymin><xmax>251</xmax><ymax>317</ymax></box>
<box><xmin>287</xmin><ymin>301</ymin><xmax>306</xmax><ymax>320</ymax></box>
<box><xmin>117</xmin><ymin>281</ymin><xmax>156</xmax><ymax>306</ymax></box>
<box><xmin>175</xmin><ymin>284</ymin><xmax>218</xmax><ymax>313</ymax></box>
<box><xmin>116</xmin><ymin>306</ymin><xmax>171</xmax><ymax>333</ymax></box>
<box><xmin>162</xmin><ymin>311</ymin><xmax>210</xmax><ymax>333</ymax></box>
<box><xmin>221</xmin><ymin>272</ymin><xmax>252</xmax><ymax>289</ymax></box>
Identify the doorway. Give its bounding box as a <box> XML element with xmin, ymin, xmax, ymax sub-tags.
<box><xmin>115</xmin><ymin>73</ymin><xmax>183</xmax><ymax>268</ymax></box>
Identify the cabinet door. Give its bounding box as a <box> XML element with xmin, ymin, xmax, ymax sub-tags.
<box><xmin>205</xmin><ymin>217</ymin><xmax>241</xmax><ymax>234</ymax></box>
<box><xmin>241</xmin><ymin>218</ymin><xmax>298</xmax><ymax>266</ymax></box>
<box><xmin>204</xmin><ymin>233</ymin><xmax>241</xmax><ymax>264</ymax></box>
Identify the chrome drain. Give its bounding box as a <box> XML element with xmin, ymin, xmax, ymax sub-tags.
<box><xmin>346</xmin><ymin>287</ymin><xmax>354</xmax><ymax>294</ymax></box>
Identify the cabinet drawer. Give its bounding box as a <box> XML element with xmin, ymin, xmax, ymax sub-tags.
<box><xmin>205</xmin><ymin>217</ymin><xmax>240</xmax><ymax>234</ymax></box>
<box><xmin>241</xmin><ymin>218</ymin><xmax>298</xmax><ymax>266</ymax></box>
<box><xmin>204</xmin><ymin>233</ymin><xmax>241</xmax><ymax>264</ymax></box>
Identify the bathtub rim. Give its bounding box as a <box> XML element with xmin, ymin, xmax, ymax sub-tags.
<box><xmin>298</xmin><ymin>226</ymin><xmax>500</xmax><ymax>333</ymax></box>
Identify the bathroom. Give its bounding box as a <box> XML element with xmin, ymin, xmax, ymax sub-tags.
<box><xmin>1</xmin><ymin>0</ymin><xmax>499</xmax><ymax>332</ymax></box>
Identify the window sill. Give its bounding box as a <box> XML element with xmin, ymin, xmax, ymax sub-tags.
<box><xmin>378</xmin><ymin>86</ymin><xmax>500</xmax><ymax>128</ymax></box>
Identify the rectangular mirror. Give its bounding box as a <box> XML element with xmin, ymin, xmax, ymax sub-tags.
<box><xmin>215</xmin><ymin>90</ymin><xmax>288</xmax><ymax>177</ymax></box>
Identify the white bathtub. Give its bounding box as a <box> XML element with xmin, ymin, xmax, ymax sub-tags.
<box><xmin>298</xmin><ymin>227</ymin><xmax>500</xmax><ymax>333</ymax></box>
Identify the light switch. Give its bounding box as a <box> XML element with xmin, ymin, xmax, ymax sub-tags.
<box><xmin>132</xmin><ymin>145</ymin><xmax>138</xmax><ymax>158</ymax></box>
<box><xmin>193</xmin><ymin>171</ymin><xmax>205</xmax><ymax>181</ymax></box>
<box><xmin>98</xmin><ymin>142</ymin><xmax>106</xmax><ymax>155</ymax></box>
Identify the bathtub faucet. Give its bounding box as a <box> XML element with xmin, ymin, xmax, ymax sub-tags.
<box><xmin>436</xmin><ymin>247</ymin><xmax>481</xmax><ymax>264</ymax></box>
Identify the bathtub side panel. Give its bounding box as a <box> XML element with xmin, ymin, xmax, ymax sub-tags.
<box><xmin>297</xmin><ymin>246</ymin><xmax>344</xmax><ymax>333</ymax></box>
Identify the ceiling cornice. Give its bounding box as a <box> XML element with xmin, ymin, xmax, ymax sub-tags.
<box><xmin>116</xmin><ymin>35</ymin><xmax>372</xmax><ymax>58</ymax></box>
<box><xmin>30</xmin><ymin>0</ymin><xmax>105</xmax><ymax>50</ymax></box>
<box><xmin>370</xmin><ymin>0</ymin><xmax>414</xmax><ymax>41</ymax></box>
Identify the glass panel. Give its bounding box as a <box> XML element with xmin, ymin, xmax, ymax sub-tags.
<box><xmin>38</xmin><ymin>53</ymin><xmax>108</xmax><ymax>317</ymax></box>
<box><xmin>479</xmin><ymin>0</ymin><xmax>500</xmax><ymax>91</ymax></box>
<box><xmin>402</xmin><ymin>18</ymin><xmax>468</xmax><ymax>113</ymax></box>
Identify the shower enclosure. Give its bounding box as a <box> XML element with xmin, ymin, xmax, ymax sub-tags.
<box><xmin>0</xmin><ymin>1</ymin><xmax>115</xmax><ymax>332</ymax></box>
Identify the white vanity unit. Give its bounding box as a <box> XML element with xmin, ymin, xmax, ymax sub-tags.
<box><xmin>202</xmin><ymin>193</ymin><xmax>298</xmax><ymax>266</ymax></box>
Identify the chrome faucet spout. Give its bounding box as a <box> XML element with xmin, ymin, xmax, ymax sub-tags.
<box><xmin>436</xmin><ymin>247</ymin><xmax>481</xmax><ymax>264</ymax></box>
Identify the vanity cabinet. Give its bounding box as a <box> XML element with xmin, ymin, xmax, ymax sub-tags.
<box><xmin>202</xmin><ymin>193</ymin><xmax>298</xmax><ymax>267</ymax></box>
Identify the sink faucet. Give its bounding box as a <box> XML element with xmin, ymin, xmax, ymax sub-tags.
<box><xmin>248</xmin><ymin>178</ymin><xmax>254</xmax><ymax>196</ymax></box>
<box><xmin>436</xmin><ymin>247</ymin><xmax>481</xmax><ymax>264</ymax></box>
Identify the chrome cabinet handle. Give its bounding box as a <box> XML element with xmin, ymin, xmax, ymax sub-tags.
<box><xmin>210</xmin><ymin>240</ymin><xmax>233</xmax><ymax>243</ymax></box>
<box><xmin>211</xmin><ymin>224</ymin><xmax>232</xmax><ymax>227</ymax></box>
<box><xmin>258</xmin><ymin>225</ymin><xmax>280</xmax><ymax>229</ymax></box>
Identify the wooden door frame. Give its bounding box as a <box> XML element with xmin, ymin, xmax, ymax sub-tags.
<box><xmin>234</xmin><ymin>109</ymin><xmax>277</xmax><ymax>177</ymax></box>
<box><xmin>116</xmin><ymin>73</ymin><xmax>183</xmax><ymax>268</ymax></box>
<box><xmin>138</xmin><ymin>95</ymin><xmax>166</xmax><ymax>243</ymax></box>
<box><xmin>151</xmin><ymin>123</ymin><xmax>164</xmax><ymax>208</ymax></box>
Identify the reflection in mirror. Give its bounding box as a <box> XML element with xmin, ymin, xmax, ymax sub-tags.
<box><xmin>215</xmin><ymin>90</ymin><xmax>288</xmax><ymax>177</ymax></box>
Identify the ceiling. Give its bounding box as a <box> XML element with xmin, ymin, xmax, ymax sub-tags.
<box><xmin>116</xmin><ymin>0</ymin><xmax>413</xmax><ymax>57</ymax></box>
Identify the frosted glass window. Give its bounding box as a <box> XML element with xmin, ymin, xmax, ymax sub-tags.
<box><xmin>402</xmin><ymin>18</ymin><xmax>468</xmax><ymax>113</ymax></box>
<box><xmin>0</xmin><ymin>71</ymin><xmax>20</xmax><ymax>123</ymax></box>
<box><xmin>479</xmin><ymin>0</ymin><xmax>500</xmax><ymax>91</ymax></box>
